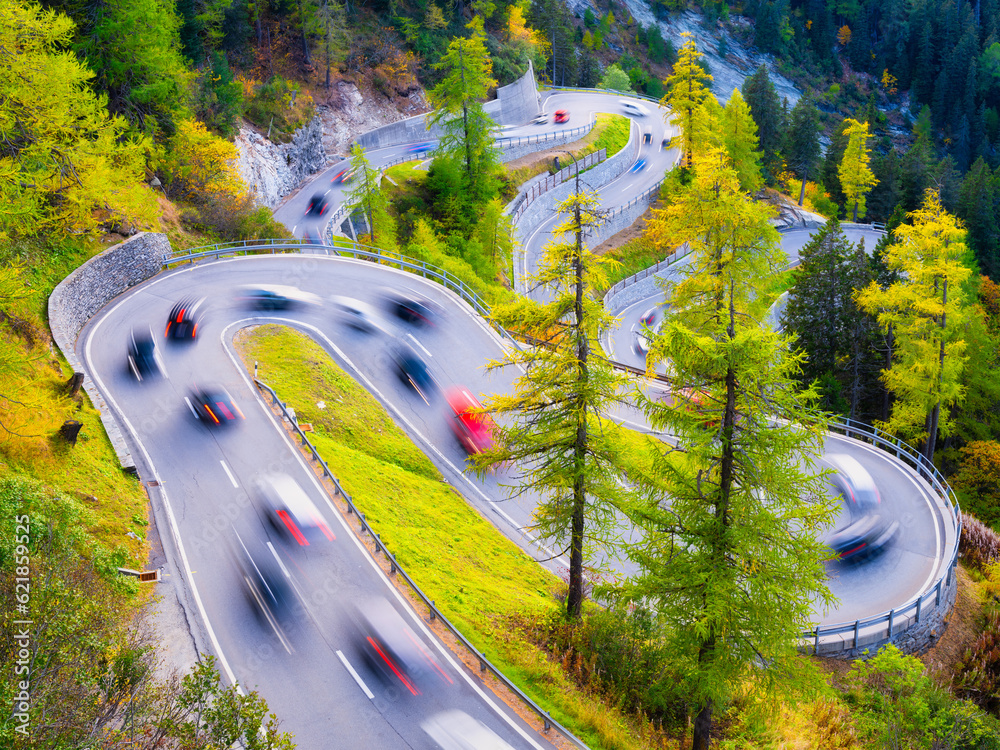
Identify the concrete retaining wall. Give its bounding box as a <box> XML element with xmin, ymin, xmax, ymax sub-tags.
<box><xmin>48</xmin><ymin>232</ymin><xmax>170</xmax><ymax>470</ymax></box>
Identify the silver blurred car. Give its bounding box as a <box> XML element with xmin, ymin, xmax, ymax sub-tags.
<box><xmin>822</xmin><ymin>453</ymin><xmax>898</xmax><ymax>561</ymax></box>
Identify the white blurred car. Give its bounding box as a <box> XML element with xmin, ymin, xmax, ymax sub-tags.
<box><xmin>256</xmin><ymin>473</ymin><xmax>333</xmax><ymax>547</ymax></box>
<box><xmin>421</xmin><ymin>710</ymin><xmax>515</xmax><ymax>750</ymax></box>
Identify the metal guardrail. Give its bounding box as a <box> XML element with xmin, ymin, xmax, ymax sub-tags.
<box><xmin>803</xmin><ymin>417</ymin><xmax>961</xmax><ymax>652</ymax></box>
<box><xmin>254</xmin><ymin>379</ymin><xmax>589</xmax><ymax>749</ymax></box>
<box><xmin>495</xmin><ymin>120</ymin><xmax>594</xmax><ymax>148</ymax></box>
<box><xmin>510</xmin><ymin>149</ymin><xmax>607</xmax><ymax>223</ymax></box>
<box><xmin>161</xmin><ymin>240</ymin><xmax>515</xmax><ymax>346</ymax></box>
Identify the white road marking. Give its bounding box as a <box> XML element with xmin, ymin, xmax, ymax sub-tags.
<box><xmin>184</xmin><ymin>396</ymin><xmax>199</xmax><ymax>419</ymax></box>
<box><xmin>337</xmin><ymin>650</ymin><xmax>374</xmax><ymax>699</ymax></box>
<box><xmin>406</xmin><ymin>333</ymin><xmax>432</xmax><ymax>358</ymax></box>
<box><xmin>220</xmin><ymin>460</ymin><xmax>238</xmax><ymax>488</ymax></box>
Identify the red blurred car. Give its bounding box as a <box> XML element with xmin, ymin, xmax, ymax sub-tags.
<box><xmin>554</xmin><ymin>109</ymin><xmax>569</xmax><ymax>123</ymax></box>
<box><xmin>445</xmin><ymin>387</ymin><xmax>495</xmax><ymax>455</ymax></box>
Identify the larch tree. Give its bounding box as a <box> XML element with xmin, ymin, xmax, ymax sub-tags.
<box><xmin>855</xmin><ymin>189</ymin><xmax>972</xmax><ymax>460</ymax></box>
<box><xmin>345</xmin><ymin>144</ymin><xmax>395</xmax><ymax>249</ymax></box>
<box><xmin>0</xmin><ymin>0</ymin><xmax>159</xmax><ymax>240</ymax></box>
<box><xmin>663</xmin><ymin>32</ymin><xmax>713</xmax><ymax>168</ymax></box>
<box><xmin>625</xmin><ymin>147</ymin><xmax>837</xmax><ymax>750</ymax></box>
<box><xmin>472</xmin><ymin>186</ymin><xmax>632</xmax><ymax>621</ymax></box>
<box><xmin>838</xmin><ymin>118</ymin><xmax>879</xmax><ymax>222</ymax></box>
<box><xmin>428</xmin><ymin>21</ymin><xmax>500</xmax><ymax>205</ymax></box>
<box><xmin>720</xmin><ymin>89</ymin><xmax>763</xmax><ymax>194</ymax></box>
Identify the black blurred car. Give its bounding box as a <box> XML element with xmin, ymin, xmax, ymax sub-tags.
<box><xmin>232</xmin><ymin>530</ymin><xmax>298</xmax><ymax>642</ymax></box>
<box><xmin>392</xmin><ymin>345</ymin><xmax>436</xmax><ymax>402</ymax></box>
<box><xmin>305</xmin><ymin>192</ymin><xmax>329</xmax><ymax>216</ymax></box>
<box><xmin>127</xmin><ymin>327</ymin><xmax>162</xmax><ymax>381</ymax></box>
<box><xmin>355</xmin><ymin>597</ymin><xmax>452</xmax><ymax>696</ymax></box>
<box><xmin>189</xmin><ymin>385</ymin><xmax>245</xmax><ymax>427</ymax></box>
<box><xmin>388</xmin><ymin>294</ymin><xmax>439</xmax><ymax>327</ymax></box>
<box><xmin>823</xmin><ymin>453</ymin><xmax>898</xmax><ymax>561</ymax></box>
<box><xmin>165</xmin><ymin>298</ymin><xmax>204</xmax><ymax>342</ymax></box>
<box><xmin>237</xmin><ymin>284</ymin><xmax>320</xmax><ymax>311</ymax></box>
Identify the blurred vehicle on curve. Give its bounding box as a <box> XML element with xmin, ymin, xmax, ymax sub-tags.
<box><xmin>822</xmin><ymin>453</ymin><xmax>898</xmax><ymax>562</ymax></box>
<box><xmin>386</xmin><ymin>291</ymin><xmax>441</xmax><ymax>328</ymax></box>
<box><xmin>408</xmin><ymin>142</ymin><xmax>434</xmax><ymax>155</ymax></box>
<box><xmin>392</xmin><ymin>344</ymin><xmax>437</xmax><ymax>403</ymax></box>
<box><xmin>305</xmin><ymin>193</ymin><xmax>329</xmax><ymax>216</ymax></box>
<box><xmin>554</xmin><ymin>109</ymin><xmax>569</xmax><ymax>123</ymax></box>
<box><xmin>189</xmin><ymin>384</ymin><xmax>245</xmax><ymax>427</ymax></box>
<box><xmin>165</xmin><ymin>298</ymin><xmax>204</xmax><ymax>342</ymax></box>
<box><xmin>354</xmin><ymin>596</ymin><xmax>452</xmax><ymax>696</ymax></box>
<box><xmin>331</xmin><ymin>295</ymin><xmax>381</xmax><ymax>333</ymax></box>
<box><xmin>629</xmin><ymin>158</ymin><xmax>647</xmax><ymax>173</ymax></box>
<box><xmin>530</xmin><ymin>113</ymin><xmax>548</xmax><ymax>125</ymax></box>
<box><xmin>127</xmin><ymin>326</ymin><xmax>163</xmax><ymax>381</ymax></box>
<box><xmin>237</xmin><ymin>284</ymin><xmax>320</xmax><ymax>311</ymax></box>
<box><xmin>256</xmin><ymin>473</ymin><xmax>334</xmax><ymax>547</ymax></box>
<box><xmin>331</xmin><ymin>167</ymin><xmax>354</xmax><ymax>185</ymax></box>
<box><xmin>232</xmin><ymin>529</ymin><xmax>298</xmax><ymax>645</ymax></box>
<box><xmin>445</xmin><ymin>386</ymin><xmax>496</xmax><ymax>456</ymax></box>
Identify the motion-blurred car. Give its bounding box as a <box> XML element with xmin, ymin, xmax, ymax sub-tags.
<box><xmin>127</xmin><ymin>327</ymin><xmax>163</xmax><ymax>381</ymax></box>
<box><xmin>530</xmin><ymin>113</ymin><xmax>548</xmax><ymax>125</ymax></box>
<box><xmin>629</xmin><ymin>158</ymin><xmax>647</xmax><ymax>173</ymax></box>
<box><xmin>331</xmin><ymin>295</ymin><xmax>380</xmax><ymax>333</ymax></box>
<box><xmin>189</xmin><ymin>385</ymin><xmax>245</xmax><ymax>427</ymax></box>
<box><xmin>256</xmin><ymin>473</ymin><xmax>334</xmax><ymax>547</ymax></box>
<box><xmin>554</xmin><ymin>109</ymin><xmax>569</xmax><ymax>123</ymax></box>
<box><xmin>237</xmin><ymin>284</ymin><xmax>320</xmax><ymax>311</ymax></box>
<box><xmin>165</xmin><ymin>298</ymin><xmax>204</xmax><ymax>342</ymax></box>
<box><xmin>822</xmin><ymin>453</ymin><xmax>898</xmax><ymax>561</ymax></box>
<box><xmin>355</xmin><ymin>597</ymin><xmax>452</xmax><ymax>696</ymax></box>
<box><xmin>305</xmin><ymin>192</ymin><xmax>329</xmax><ymax>216</ymax></box>
<box><xmin>232</xmin><ymin>529</ymin><xmax>297</xmax><ymax>632</ymax></box>
<box><xmin>392</xmin><ymin>345</ymin><xmax>436</xmax><ymax>402</ymax></box>
<box><xmin>387</xmin><ymin>293</ymin><xmax>440</xmax><ymax>327</ymax></box>
<box><xmin>331</xmin><ymin>167</ymin><xmax>354</xmax><ymax>185</ymax></box>
<box><xmin>408</xmin><ymin>142</ymin><xmax>434</xmax><ymax>155</ymax></box>
<box><xmin>631</xmin><ymin>305</ymin><xmax>664</xmax><ymax>355</ymax></box>
<box><xmin>445</xmin><ymin>386</ymin><xmax>495</xmax><ymax>456</ymax></box>
<box><xmin>422</xmin><ymin>710</ymin><xmax>515</xmax><ymax>750</ymax></box>
<box><xmin>642</xmin><ymin>131</ymin><xmax>652</xmax><ymax>145</ymax></box>
<box><xmin>621</xmin><ymin>100</ymin><xmax>650</xmax><ymax>117</ymax></box>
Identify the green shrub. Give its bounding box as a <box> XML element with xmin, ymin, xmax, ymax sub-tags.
<box><xmin>243</xmin><ymin>76</ymin><xmax>315</xmax><ymax>143</ymax></box>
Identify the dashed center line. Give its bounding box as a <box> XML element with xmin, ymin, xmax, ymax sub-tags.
<box><xmin>220</xmin><ymin>460</ymin><xmax>238</xmax><ymax>488</ymax></box>
<box><xmin>336</xmin><ymin>650</ymin><xmax>374</xmax><ymax>699</ymax></box>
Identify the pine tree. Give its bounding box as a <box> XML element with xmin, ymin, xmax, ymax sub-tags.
<box><xmin>472</xmin><ymin>187</ymin><xmax>631</xmax><ymax>620</ymax></box>
<box><xmin>742</xmin><ymin>64</ymin><xmax>784</xmax><ymax>178</ymax></box>
<box><xmin>838</xmin><ymin>118</ymin><xmax>878</xmax><ymax>222</ymax></box>
<box><xmin>627</xmin><ymin>147</ymin><xmax>836</xmax><ymax>750</ymax></box>
<box><xmin>856</xmin><ymin>189</ymin><xmax>972</xmax><ymax>459</ymax></box>
<box><xmin>662</xmin><ymin>32</ymin><xmax>713</xmax><ymax>168</ymax></box>
<box><xmin>783</xmin><ymin>96</ymin><xmax>821</xmax><ymax>205</ymax></box>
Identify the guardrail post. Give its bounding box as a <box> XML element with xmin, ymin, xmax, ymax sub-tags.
<box><xmin>429</xmin><ymin>601</ymin><xmax>436</xmax><ymax>621</ymax></box>
<box><xmin>479</xmin><ymin>658</ymin><xmax>487</xmax><ymax>674</ymax></box>
<box><xmin>947</xmin><ymin>561</ymin><xmax>954</xmax><ymax>586</ymax></box>
<box><xmin>887</xmin><ymin>609</ymin><xmax>894</xmax><ymax>637</ymax></box>
<box><xmin>853</xmin><ymin>619</ymin><xmax>860</xmax><ymax>648</ymax></box>
<box><xmin>814</xmin><ymin>628</ymin><xmax>819</xmax><ymax>653</ymax></box>
<box><xmin>935</xmin><ymin>579</ymin><xmax>941</xmax><ymax>605</ymax></box>
<box><xmin>915</xmin><ymin>596</ymin><xmax>922</xmax><ymax>623</ymax></box>
<box><xmin>543</xmin><ymin>716</ymin><xmax>551</xmax><ymax>732</ymax></box>
<box><xmin>389</xmin><ymin>554</ymin><xmax>396</xmax><ymax>574</ymax></box>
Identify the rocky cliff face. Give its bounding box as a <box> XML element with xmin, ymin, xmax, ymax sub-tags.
<box><xmin>234</xmin><ymin>81</ymin><xmax>429</xmax><ymax>209</ymax></box>
<box><xmin>234</xmin><ymin>116</ymin><xmax>326</xmax><ymax>208</ymax></box>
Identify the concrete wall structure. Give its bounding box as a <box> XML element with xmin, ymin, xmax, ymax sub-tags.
<box><xmin>48</xmin><ymin>232</ymin><xmax>170</xmax><ymax>470</ymax></box>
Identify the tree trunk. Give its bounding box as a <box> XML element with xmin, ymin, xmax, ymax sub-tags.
<box><xmin>925</xmin><ymin>278</ymin><xmax>948</xmax><ymax>462</ymax></box>
<box><xmin>567</xmin><ymin>195</ymin><xmax>589</xmax><ymax>620</ymax></box>
<box><xmin>798</xmin><ymin>164</ymin><xmax>808</xmax><ymax>206</ymax></box>
<box><xmin>881</xmin><ymin>325</ymin><xmax>893</xmax><ymax>423</ymax></box>
<box><xmin>324</xmin><ymin>0</ymin><xmax>330</xmax><ymax>89</ymax></box>
<box><xmin>692</xmin><ymin>697</ymin><xmax>713</xmax><ymax>750</ymax></box>
<box><xmin>852</xmin><ymin>200</ymin><xmax>859</xmax><ymax>222</ymax></box>
<box><xmin>300</xmin><ymin>0</ymin><xmax>311</xmax><ymax>66</ymax></box>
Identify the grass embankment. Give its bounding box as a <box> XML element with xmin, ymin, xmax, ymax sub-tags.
<box><xmin>1</xmin><ymin>237</ymin><xmax>151</xmax><ymax>566</ymax></box>
<box><xmin>504</xmin><ymin>113</ymin><xmax>632</xmax><ymax>198</ymax></box>
<box><xmin>235</xmin><ymin>324</ymin><xmax>665</xmax><ymax>750</ymax></box>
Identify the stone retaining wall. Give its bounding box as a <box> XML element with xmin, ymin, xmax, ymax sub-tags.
<box><xmin>48</xmin><ymin>232</ymin><xmax>170</xmax><ymax>470</ymax></box>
